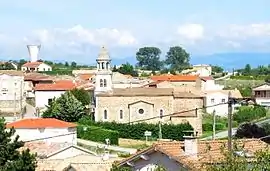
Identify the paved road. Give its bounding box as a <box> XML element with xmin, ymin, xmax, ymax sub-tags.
<box><xmin>201</xmin><ymin>118</ymin><xmax>270</xmax><ymax>140</ymax></box>
<box><xmin>78</xmin><ymin>138</ymin><xmax>137</xmax><ymax>154</ymax></box>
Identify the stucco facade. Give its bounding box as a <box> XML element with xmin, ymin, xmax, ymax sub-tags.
<box><xmin>35</xmin><ymin>90</ymin><xmax>66</xmax><ymax>108</ymax></box>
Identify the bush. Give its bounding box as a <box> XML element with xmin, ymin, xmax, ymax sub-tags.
<box><xmin>233</xmin><ymin>105</ymin><xmax>267</xmax><ymax>123</ymax></box>
<box><xmin>77</xmin><ymin>125</ymin><xmax>119</xmax><ymax>145</ymax></box>
<box><xmin>78</xmin><ymin>117</ymin><xmax>193</xmax><ymax>140</ymax></box>
<box><xmin>203</xmin><ymin>123</ymin><xmax>226</xmax><ymax>131</ymax></box>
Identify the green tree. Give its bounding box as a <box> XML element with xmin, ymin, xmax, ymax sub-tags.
<box><xmin>211</xmin><ymin>65</ymin><xmax>224</xmax><ymax>73</ymax></box>
<box><xmin>71</xmin><ymin>61</ymin><xmax>77</xmax><ymax>68</ymax></box>
<box><xmin>165</xmin><ymin>46</ymin><xmax>190</xmax><ymax>72</ymax></box>
<box><xmin>70</xmin><ymin>88</ymin><xmax>91</xmax><ymax>106</ymax></box>
<box><xmin>243</xmin><ymin>64</ymin><xmax>251</xmax><ymax>76</ymax></box>
<box><xmin>64</xmin><ymin>62</ymin><xmax>69</xmax><ymax>67</ymax></box>
<box><xmin>42</xmin><ymin>91</ymin><xmax>86</xmax><ymax>122</ymax></box>
<box><xmin>118</xmin><ymin>63</ymin><xmax>138</xmax><ymax>77</ymax></box>
<box><xmin>0</xmin><ymin>118</ymin><xmax>37</xmax><ymax>171</ymax></box>
<box><xmin>112</xmin><ymin>65</ymin><xmax>118</xmax><ymax>72</ymax></box>
<box><xmin>0</xmin><ymin>62</ymin><xmax>16</xmax><ymax>70</ymax></box>
<box><xmin>110</xmin><ymin>164</ymin><xmax>132</xmax><ymax>171</ymax></box>
<box><xmin>136</xmin><ymin>47</ymin><xmax>163</xmax><ymax>71</ymax></box>
<box><xmin>17</xmin><ymin>59</ymin><xmax>27</xmax><ymax>70</ymax></box>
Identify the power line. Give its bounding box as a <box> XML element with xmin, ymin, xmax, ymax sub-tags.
<box><xmin>22</xmin><ymin>102</ymin><xmax>228</xmax><ymax>143</ymax></box>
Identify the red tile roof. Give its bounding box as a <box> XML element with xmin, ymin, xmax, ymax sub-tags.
<box><xmin>200</xmin><ymin>76</ymin><xmax>213</xmax><ymax>81</ymax></box>
<box><xmin>34</xmin><ymin>80</ymin><xmax>76</xmax><ymax>91</ymax></box>
<box><xmin>78</xmin><ymin>74</ymin><xmax>93</xmax><ymax>81</ymax></box>
<box><xmin>24</xmin><ymin>73</ymin><xmax>53</xmax><ymax>81</ymax></box>
<box><xmin>6</xmin><ymin>118</ymin><xmax>76</xmax><ymax>128</ymax></box>
<box><xmin>22</xmin><ymin>62</ymin><xmax>43</xmax><ymax>68</ymax></box>
<box><xmin>151</xmin><ymin>75</ymin><xmax>198</xmax><ymax>82</ymax></box>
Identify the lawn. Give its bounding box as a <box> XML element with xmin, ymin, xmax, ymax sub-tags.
<box><xmin>216</xmin><ymin>79</ymin><xmax>264</xmax><ymax>88</ymax></box>
<box><xmin>118</xmin><ymin>138</ymin><xmax>155</xmax><ymax>150</ymax></box>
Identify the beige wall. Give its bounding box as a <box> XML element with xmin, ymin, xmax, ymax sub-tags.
<box><xmin>95</xmin><ymin>96</ymin><xmax>174</xmax><ymax>124</ymax></box>
<box><xmin>95</xmin><ymin>95</ymin><xmax>203</xmax><ymax>135</ymax></box>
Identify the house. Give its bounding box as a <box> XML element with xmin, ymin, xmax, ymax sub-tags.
<box><xmin>117</xmin><ymin>137</ymin><xmax>269</xmax><ymax>171</ymax></box>
<box><xmin>150</xmin><ymin>75</ymin><xmax>200</xmax><ymax>88</ymax></box>
<box><xmin>204</xmin><ymin>89</ymin><xmax>243</xmax><ymax>116</ymax></box>
<box><xmin>21</xmin><ymin>61</ymin><xmax>52</xmax><ymax>72</ymax></box>
<box><xmin>36</xmin><ymin>154</ymin><xmax>116</xmax><ymax>171</ymax></box>
<box><xmin>252</xmin><ymin>83</ymin><xmax>270</xmax><ymax>107</ymax></box>
<box><xmin>93</xmin><ymin>46</ymin><xmax>205</xmax><ymax>135</ymax></box>
<box><xmin>6</xmin><ymin>118</ymin><xmax>77</xmax><ymax>144</ymax></box>
<box><xmin>199</xmin><ymin>76</ymin><xmax>224</xmax><ymax>91</ymax></box>
<box><xmin>24</xmin><ymin>73</ymin><xmax>54</xmax><ymax>98</ymax></box>
<box><xmin>0</xmin><ymin>71</ymin><xmax>26</xmax><ymax>116</ymax></box>
<box><xmin>34</xmin><ymin>80</ymin><xmax>77</xmax><ymax>109</ymax></box>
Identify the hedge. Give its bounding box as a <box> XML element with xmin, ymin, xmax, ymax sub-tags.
<box><xmin>78</xmin><ymin>117</ymin><xmax>193</xmax><ymax>140</ymax></box>
<box><xmin>77</xmin><ymin>125</ymin><xmax>119</xmax><ymax>145</ymax></box>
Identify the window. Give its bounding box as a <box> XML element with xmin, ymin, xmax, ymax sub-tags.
<box><xmin>101</xmin><ymin>62</ymin><xmax>105</xmax><ymax>69</ymax></box>
<box><xmin>159</xmin><ymin>109</ymin><xmax>163</xmax><ymax>119</ymax></box>
<box><xmin>211</xmin><ymin>98</ymin><xmax>215</xmax><ymax>103</ymax></box>
<box><xmin>100</xmin><ymin>79</ymin><xmax>104</xmax><ymax>87</ymax></box>
<box><xmin>119</xmin><ymin>110</ymin><xmax>123</xmax><ymax>119</ymax></box>
<box><xmin>138</xmin><ymin>109</ymin><xmax>144</xmax><ymax>114</ymax></box>
<box><xmin>106</xmin><ymin>62</ymin><xmax>109</xmax><ymax>69</ymax></box>
<box><xmin>104</xmin><ymin>110</ymin><xmax>108</xmax><ymax>120</ymax></box>
<box><xmin>43</xmin><ymin>68</ymin><xmax>46</xmax><ymax>71</ymax></box>
<box><xmin>221</xmin><ymin>99</ymin><xmax>226</xmax><ymax>103</ymax></box>
<box><xmin>104</xmin><ymin>79</ymin><xmax>107</xmax><ymax>87</ymax></box>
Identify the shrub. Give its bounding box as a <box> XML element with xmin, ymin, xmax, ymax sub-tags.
<box><xmin>233</xmin><ymin>105</ymin><xmax>267</xmax><ymax>123</ymax></box>
<box><xmin>203</xmin><ymin>123</ymin><xmax>226</xmax><ymax>131</ymax></box>
<box><xmin>78</xmin><ymin>117</ymin><xmax>193</xmax><ymax>140</ymax></box>
<box><xmin>77</xmin><ymin>125</ymin><xmax>119</xmax><ymax>145</ymax></box>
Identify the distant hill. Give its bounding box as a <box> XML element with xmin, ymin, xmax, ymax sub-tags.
<box><xmin>191</xmin><ymin>52</ymin><xmax>270</xmax><ymax>71</ymax></box>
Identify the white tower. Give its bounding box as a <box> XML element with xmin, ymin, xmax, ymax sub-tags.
<box><xmin>27</xmin><ymin>45</ymin><xmax>41</xmax><ymax>62</ymax></box>
<box><xmin>94</xmin><ymin>46</ymin><xmax>113</xmax><ymax>95</ymax></box>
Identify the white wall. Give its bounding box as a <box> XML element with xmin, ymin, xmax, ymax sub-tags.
<box><xmin>38</xmin><ymin>63</ymin><xmax>52</xmax><ymax>72</ymax></box>
<box><xmin>13</xmin><ymin>127</ymin><xmax>77</xmax><ymax>144</ymax></box>
<box><xmin>206</xmin><ymin>92</ymin><xmax>228</xmax><ymax>117</ymax></box>
<box><xmin>0</xmin><ymin>74</ymin><xmax>25</xmax><ymax>100</ymax></box>
<box><xmin>35</xmin><ymin>91</ymin><xmax>66</xmax><ymax>108</ymax></box>
<box><xmin>202</xmin><ymin>80</ymin><xmax>224</xmax><ymax>91</ymax></box>
<box><xmin>256</xmin><ymin>98</ymin><xmax>270</xmax><ymax>107</ymax></box>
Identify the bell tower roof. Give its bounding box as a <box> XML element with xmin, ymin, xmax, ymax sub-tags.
<box><xmin>97</xmin><ymin>46</ymin><xmax>111</xmax><ymax>61</ymax></box>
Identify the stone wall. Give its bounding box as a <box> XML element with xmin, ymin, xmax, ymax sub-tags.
<box><xmin>96</xmin><ymin>95</ymin><xmax>204</xmax><ymax>135</ymax></box>
<box><xmin>96</xmin><ymin>96</ymin><xmax>174</xmax><ymax>124</ymax></box>
<box><xmin>0</xmin><ymin>99</ymin><xmax>26</xmax><ymax>114</ymax></box>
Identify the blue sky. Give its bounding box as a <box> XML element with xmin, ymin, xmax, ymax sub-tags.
<box><xmin>0</xmin><ymin>0</ymin><xmax>269</xmax><ymax>64</ymax></box>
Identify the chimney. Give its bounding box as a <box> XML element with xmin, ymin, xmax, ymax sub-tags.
<box><xmin>183</xmin><ymin>131</ymin><xmax>198</xmax><ymax>157</ymax></box>
<box><xmin>27</xmin><ymin>45</ymin><xmax>41</xmax><ymax>62</ymax></box>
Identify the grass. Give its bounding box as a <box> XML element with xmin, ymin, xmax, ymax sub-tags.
<box><xmin>118</xmin><ymin>138</ymin><xmax>154</xmax><ymax>150</ymax></box>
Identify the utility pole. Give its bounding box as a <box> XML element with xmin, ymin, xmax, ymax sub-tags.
<box><xmin>212</xmin><ymin>110</ymin><xmax>216</xmax><ymax>140</ymax></box>
<box><xmin>228</xmin><ymin>91</ymin><xmax>233</xmax><ymax>154</ymax></box>
<box><xmin>159</xmin><ymin>113</ymin><xmax>163</xmax><ymax>139</ymax></box>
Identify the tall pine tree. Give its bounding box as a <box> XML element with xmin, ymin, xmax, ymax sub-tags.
<box><xmin>0</xmin><ymin>118</ymin><xmax>37</xmax><ymax>171</ymax></box>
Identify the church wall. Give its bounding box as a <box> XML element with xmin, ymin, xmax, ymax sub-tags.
<box><xmin>172</xmin><ymin>97</ymin><xmax>204</xmax><ymax>135</ymax></box>
<box><xmin>95</xmin><ymin>96</ymin><xmax>174</xmax><ymax>124</ymax></box>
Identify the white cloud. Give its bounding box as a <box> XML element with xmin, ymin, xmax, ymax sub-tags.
<box><xmin>177</xmin><ymin>24</ymin><xmax>204</xmax><ymax>40</ymax></box>
<box><xmin>28</xmin><ymin>25</ymin><xmax>138</xmax><ymax>49</ymax></box>
<box><xmin>218</xmin><ymin>23</ymin><xmax>270</xmax><ymax>40</ymax></box>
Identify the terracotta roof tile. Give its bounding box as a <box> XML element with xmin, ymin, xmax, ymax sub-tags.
<box><xmin>34</xmin><ymin>80</ymin><xmax>76</xmax><ymax>91</ymax></box>
<box><xmin>151</xmin><ymin>75</ymin><xmax>198</xmax><ymax>82</ymax></box>
<box><xmin>78</xmin><ymin>74</ymin><xmax>94</xmax><ymax>81</ymax></box>
<box><xmin>200</xmin><ymin>76</ymin><xmax>213</xmax><ymax>81</ymax></box>
<box><xmin>22</xmin><ymin>62</ymin><xmax>43</xmax><ymax>68</ymax></box>
<box><xmin>119</xmin><ymin>139</ymin><xmax>269</xmax><ymax>170</ymax></box>
<box><xmin>24</xmin><ymin>73</ymin><xmax>53</xmax><ymax>81</ymax></box>
<box><xmin>6</xmin><ymin>118</ymin><xmax>77</xmax><ymax>128</ymax></box>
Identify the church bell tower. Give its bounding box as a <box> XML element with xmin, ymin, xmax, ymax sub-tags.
<box><xmin>94</xmin><ymin>46</ymin><xmax>113</xmax><ymax>95</ymax></box>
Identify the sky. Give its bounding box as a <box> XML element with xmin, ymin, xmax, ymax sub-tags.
<box><xmin>0</xmin><ymin>0</ymin><xmax>269</xmax><ymax>64</ymax></box>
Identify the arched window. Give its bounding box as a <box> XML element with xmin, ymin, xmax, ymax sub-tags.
<box><xmin>160</xmin><ymin>109</ymin><xmax>163</xmax><ymax>119</ymax></box>
<box><xmin>104</xmin><ymin>110</ymin><xmax>107</xmax><ymax>120</ymax></box>
<box><xmin>119</xmin><ymin>110</ymin><xmax>123</xmax><ymax>119</ymax></box>
<box><xmin>101</xmin><ymin>62</ymin><xmax>105</xmax><ymax>69</ymax></box>
<box><xmin>106</xmin><ymin>62</ymin><xmax>109</xmax><ymax>69</ymax></box>
<box><xmin>104</xmin><ymin>79</ymin><xmax>107</xmax><ymax>87</ymax></box>
<box><xmin>100</xmin><ymin>79</ymin><xmax>104</xmax><ymax>87</ymax></box>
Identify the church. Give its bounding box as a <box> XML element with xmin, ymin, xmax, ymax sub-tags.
<box><xmin>93</xmin><ymin>46</ymin><xmax>204</xmax><ymax>135</ymax></box>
